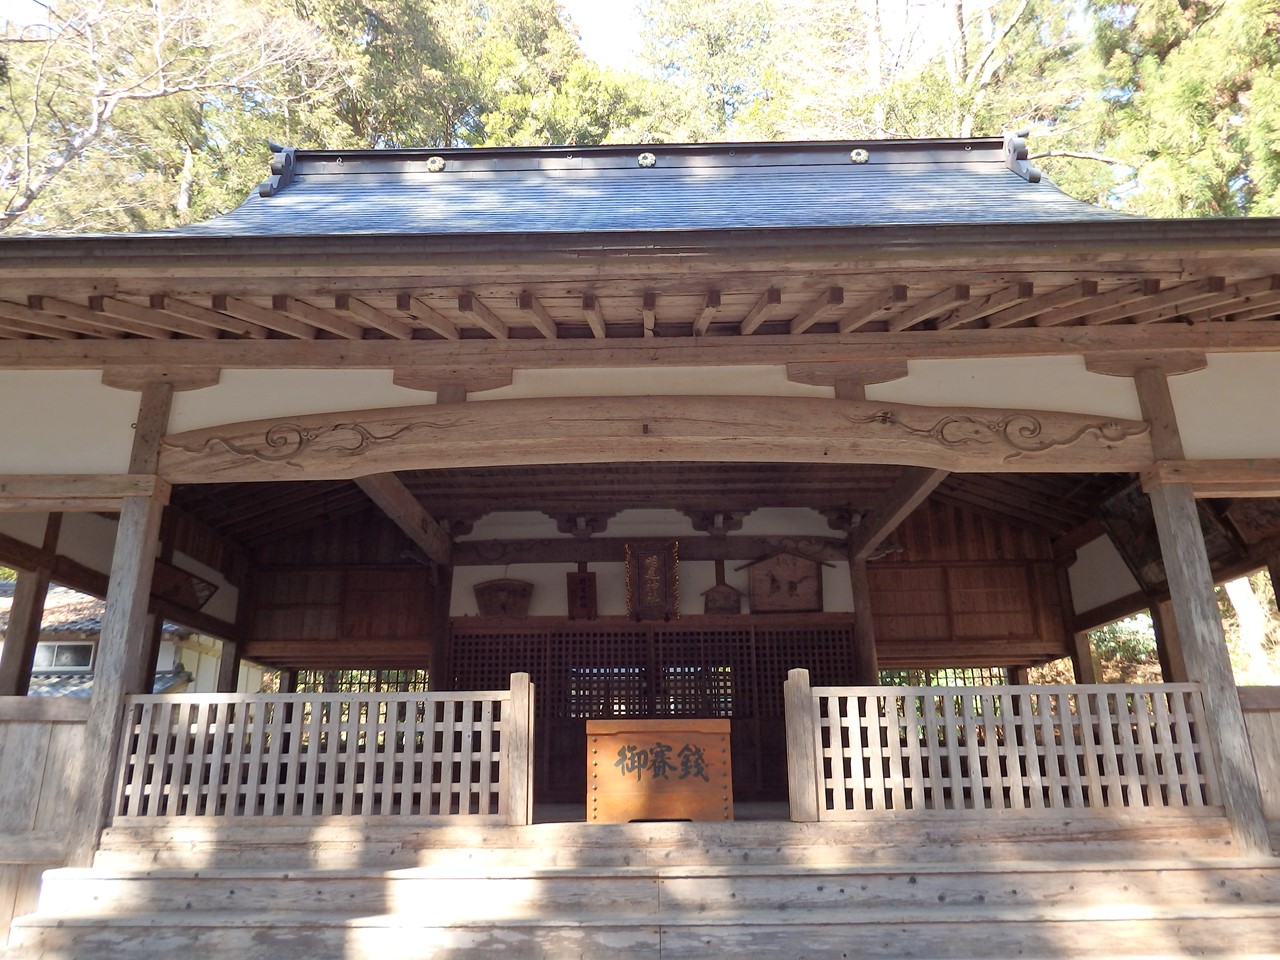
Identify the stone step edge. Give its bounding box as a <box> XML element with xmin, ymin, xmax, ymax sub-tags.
<box><xmin>12</xmin><ymin>901</ymin><xmax>1280</xmax><ymax>932</ymax></box>
<box><xmin>41</xmin><ymin>857</ymin><xmax>1280</xmax><ymax>884</ymax></box>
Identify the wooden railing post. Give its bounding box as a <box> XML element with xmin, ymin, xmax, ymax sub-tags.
<box><xmin>784</xmin><ymin>667</ymin><xmax>820</xmax><ymax>822</ymax></box>
<box><xmin>505</xmin><ymin>672</ymin><xmax>534</xmax><ymax>826</ymax></box>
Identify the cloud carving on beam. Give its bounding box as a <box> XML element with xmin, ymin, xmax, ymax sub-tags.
<box><xmin>159</xmin><ymin>396</ymin><xmax>1156</xmax><ymax>483</ymax></box>
<box><xmin>846</xmin><ymin>410</ymin><xmax>1150</xmax><ymax>463</ymax></box>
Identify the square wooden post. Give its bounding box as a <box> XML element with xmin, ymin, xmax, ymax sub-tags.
<box><xmin>0</xmin><ymin>568</ymin><xmax>51</xmax><ymax>695</ymax></box>
<box><xmin>1069</xmin><ymin>630</ymin><xmax>1101</xmax><ymax>683</ymax></box>
<box><xmin>1149</xmin><ymin>597</ymin><xmax>1190</xmax><ymax>683</ymax></box>
<box><xmin>0</xmin><ymin>514</ymin><xmax>61</xmax><ymax>695</ymax></box>
<box><xmin>784</xmin><ymin>667</ymin><xmax>820</xmax><ymax>822</ymax></box>
<box><xmin>505</xmin><ymin>671</ymin><xmax>534</xmax><ymax>826</ymax></box>
<box><xmin>66</xmin><ymin>382</ymin><xmax>172</xmax><ymax>866</ymax></box>
<box><xmin>1148</xmin><ymin>480</ymin><xmax>1270</xmax><ymax>856</ymax></box>
<box><xmin>429</xmin><ymin>563</ymin><xmax>454</xmax><ymax>691</ymax></box>
<box><xmin>849</xmin><ymin>558</ymin><xmax>880</xmax><ymax>684</ymax></box>
<box><xmin>66</xmin><ymin>491</ymin><xmax>167</xmax><ymax>865</ymax></box>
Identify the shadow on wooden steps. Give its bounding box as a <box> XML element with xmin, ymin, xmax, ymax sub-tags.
<box><xmin>4</xmin><ymin>814</ymin><xmax>1279</xmax><ymax>959</ymax></box>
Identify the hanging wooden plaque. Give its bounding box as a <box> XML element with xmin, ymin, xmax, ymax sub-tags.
<box><xmin>702</xmin><ymin>581</ymin><xmax>742</xmax><ymax>615</ymax></box>
<box><xmin>567</xmin><ymin>571</ymin><xmax>598</xmax><ymax>620</ymax></box>
<box><xmin>473</xmin><ymin>578</ymin><xmax>534</xmax><ymax>617</ymax></box>
<box><xmin>625</xmin><ymin>540</ymin><xmax>679</xmax><ymax>621</ymax></box>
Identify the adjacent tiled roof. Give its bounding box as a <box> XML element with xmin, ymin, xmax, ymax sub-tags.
<box><xmin>168</xmin><ymin>136</ymin><xmax>1127</xmax><ymax>239</ymax></box>
<box><xmin>27</xmin><ymin>670</ymin><xmax>191</xmax><ymax>697</ymax></box>
<box><xmin>0</xmin><ymin>584</ymin><xmax>186</xmax><ymax>635</ymax></box>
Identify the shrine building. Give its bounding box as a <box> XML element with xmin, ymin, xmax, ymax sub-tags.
<box><xmin>0</xmin><ymin>135</ymin><xmax>1278</xmax><ymax>957</ymax></box>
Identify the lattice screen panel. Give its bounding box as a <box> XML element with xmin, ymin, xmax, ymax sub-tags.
<box><xmin>451</xmin><ymin>616</ymin><xmax>857</xmax><ymax>799</ymax></box>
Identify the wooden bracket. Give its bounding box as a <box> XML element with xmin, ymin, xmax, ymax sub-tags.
<box><xmin>392</xmin><ymin>368</ymin><xmax>514</xmax><ymax>399</ymax></box>
<box><xmin>101</xmin><ymin>365</ymin><xmax>221</xmax><ymax>392</ymax></box>
<box><xmin>683</xmin><ymin>509</ymin><xmax>748</xmax><ymax>537</ymax></box>
<box><xmin>785</xmin><ymin>360</ymin><xmax>909</xmax><ymax>388</ymax></box>
<box><xmin>1085</xmin><ymin>351</ymin><xmax>1208</xmax><ymax>378</ymax></box>
<box><xmin>549</xmin><ymin>512</ymin><xmax>615</xmax><ymax>539</ymax></box>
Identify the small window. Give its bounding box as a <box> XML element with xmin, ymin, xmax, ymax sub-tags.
<box><xmin>32</xmin><ymin>642</ymin><xmax>94</xmax><ymax>672</ymax></box>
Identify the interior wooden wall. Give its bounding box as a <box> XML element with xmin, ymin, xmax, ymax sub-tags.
<box><xmin>245</xmin><ymin>566</ymin><xmax>435</xmax><ymax>667</ymax></box>
<box><xmin>869</xmin><ymin>501</ymin><xmax>1069</xmax><ymax>667</ymax></box>
<box><xmin>241</xmin><ymin>499</ymin><xmax>1069</xmax><ymax>670</ymax></box>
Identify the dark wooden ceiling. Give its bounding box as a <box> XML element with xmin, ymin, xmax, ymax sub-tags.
<box><xmin>171</xmin><ymin>464</ymin><xmax>1133</xmax><ymax>551</ymax></box>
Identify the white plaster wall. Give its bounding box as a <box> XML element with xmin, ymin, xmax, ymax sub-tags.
<box><xmin>0</xmin><ymin>372</ymin><xmax>136</xmax><ymax>472</ymax></box>
<box><xmin>453</xmin><ymin>563</ymin><xmax>581</xmax><ymax>617</ymax></box>
<box><xmin>168</xmin><ymin>370</ymin><xmax>438</xmax><ymax>433</ymax></box>
<box><xmin>57</xmin><ymin>512</ymin><xmax>117</xmax><ymax>577</ymax></box>
<box><xmin>451</xmin><ymin>507</ymin><xmax>854</xmax><ymax>616</ymax></box>
<box><xmin>11</xmin><ymin>354</ymin><xmax>1280</xmax><ymax>474</ymax></box>
<box><xmin>1067</xmin><ymin>535</ymin><xmax>1141</xmax><ymax>615</ymax></box>
<box><xmin>159</xmin><ymin>636</ymin><xmax>265</xmax><ymax>693</ymax></box>
<box><xmin>0</xmin><ymin>512</ymin><xmax>52</xmax><ymax>550</ymax></box>
<box><xmin>1169</xmin><ymin>354</ymin><xmax>1280</xmax><ymax>459</ymax></box>
<box><xmin>868</xmin><ymin>356</ymin><xmax>1143</xmax><ymax>419</ymax></box>
<box><xmin>168</xmin><ymin>366</ymin><xmax>831</xmax><ymax>436</ymax></box>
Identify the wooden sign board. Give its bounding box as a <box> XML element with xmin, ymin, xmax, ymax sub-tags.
<box><xmin>625</xmin><ymin>541</ymin><xmax>679</xmax><ymax>620</ymax></box>
<box><xmin>586</xmin><ymin>718</ymin><xmax>732</xmax><ymax>822</ymax></box>
<box><xmin>566</xmin><ymin>571</ymin><xmax>598</xmax><ymax>620</ymax></box>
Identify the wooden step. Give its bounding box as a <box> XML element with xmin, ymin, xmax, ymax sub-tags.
<box><xmin>8</xmin><ymin>814</ymin><xmax>1268</xmax><ymax>959</ymax></box>
<box><xmin>9</xmin><ymin>903</ymin><xmax>1280</xmax><ymax>959</ymax></box>
<box><xmin>34</xmin><ymin>860</ymin><xmax>1280</xmax><ymax>920</ymax></box>
<box><xmin>91</xmin><ymin>814</ymin><xmax>1242</xmax><ymax>871</ymax></box>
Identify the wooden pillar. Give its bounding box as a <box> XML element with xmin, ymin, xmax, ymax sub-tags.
<box><xmin>214</xmin><ymin>639</ymin><xmax>242</xmax><ymax>693</ymax></box>
<box><xmin>1124</xmin><ymin>362</ymin><xmax>1269</xmax><ymax>854</ymax></box>
<box><xmin>278</xmin><ymin>668</ymin><xmax>299</xmax><ymax>694</ymax></box>
<box><xmin>848</xmin><ymin>557</ymin><xmax>879</xmax><ymax>684</ymax></box>
<box><xmin>1069</xmin><ymin>630</ymin><xmax>1101</xmax><ymax>683</ymax></box>
<box><xmin>137</xmin><ymin>613</ymin><xmax>165</xmax><ymax>695</ymax></box>
<box><xmin>784</xmin><ymin>668</ymin><xmax>820</xmax><ymax>822</ymax></box>
<box><xmin>1007</xmin><ymin>666</ymin><xmax>1031</xmax><ymax>685</ymax></box>
<box><xmin>67</xmin><ymin>382</ymin><xmax>172</xmax><ymax>866</ymax></box>
<box><xmin>430</xmin><ymin>563</ymin><xmax>454</xmax><ymax>691</ymax></box>
<box><xmin>215</xmin><ymin>572</ymin><xmax>252</xmax><ymax>694</ymax></box>
<box><xmin>0</xmin><ymin>514</ymin><xmax>62</xmax><ymax>696</ymax></box>
<box><xmin>504</xmin><ymin>671</ymin><xmax>534</xmax><ymax>826</ymax></box>
<box><xmin>1149</xmin><ymin>598</ymin><xmax>1189</xmax><ymax>683</ymax></box>
<box><xmin>1148</xmin><ymin>480</ymin><xmax>1270</xmax><ymax>855</ymax></box>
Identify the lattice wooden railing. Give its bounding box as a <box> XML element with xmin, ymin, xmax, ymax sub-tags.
<box><xmin>784</xmin><ymin>669</ymin><xmax>1223</xmax><ymax>820</ymax></box>
<box><xmin>113</xmin><ymin>674</ymin><xmax>534</xmax><ymax>823</ymax></box>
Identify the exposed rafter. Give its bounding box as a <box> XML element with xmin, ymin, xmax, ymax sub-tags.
<box><xmin>518</xmin><ymin>291</ymin><xmax>559</xmax><ymax>339</ymax></box>
<box><xmin>739</xmin><ymin>287</ymin><xmax>782</xmax><ymax>335</ymax></box>
<box><xmin>457</xmin><ymin>292</ymin><xmax>509</xmax><ymax>339</ymax></box>
<box><xmin>354</xmin><ymin>473</ymin><xmax>453</xmax><ymax>565</ymax></box>
<box><xmin>847</xmin><ymin>467</ymin><xmax>948</xmax><ymax>560</ymax></box>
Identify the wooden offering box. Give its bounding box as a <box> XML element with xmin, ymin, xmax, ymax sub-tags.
<box><xmin>586</xmin><ymin>718</ymin><xmax>733</xmax><ymax>823</ymax></box>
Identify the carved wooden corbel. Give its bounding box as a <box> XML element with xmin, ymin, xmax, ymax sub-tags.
<box><xmin>392</xmin><ymin>367</ymin><xmax>514</xmax><ymax>401</ymax></box>
<box><xmin>101</xmin><ymin>365</ymin><xmax>221</xmax><ymax>392</ymax></box>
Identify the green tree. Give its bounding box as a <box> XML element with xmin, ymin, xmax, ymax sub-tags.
<box><xmin>638</xmin><ymin>0</ymin><xmax>782</xmax><ymax>139</ymax></box>
<box><xmin>1040</xmin><ymin>0</ymin><xmax>1280</xmax><ymax>216</ymax></box>
<box><xmin>1</xmin><ymin>0</ymin><xmax>341</xmax><ymax>233</ymax></box>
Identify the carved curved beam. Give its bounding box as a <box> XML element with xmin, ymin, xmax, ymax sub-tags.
<box><xmin>158</xmin><ymin>396</ymin><xmax>1153</xmax><ymax>483</ymax></box>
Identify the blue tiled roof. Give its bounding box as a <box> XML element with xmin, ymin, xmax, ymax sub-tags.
<box><xmin>169</xmin><ymin>137</ymin><xmax>1127</xmax><ymax>239</ymax></box>
<box><xmin>27</xmin><ymin>670</ymin><xmax>192</xmax><ymax>697</ymax></box>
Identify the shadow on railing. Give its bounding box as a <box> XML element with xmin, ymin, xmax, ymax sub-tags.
<box><xmin>784</xmin><ymin>668</ymin><xmax>1223</xmax><ymax>821</ymax></box>
<box><xmin>113</xmin><ymin>673</ymin><xmax>534</xmax><ymax>825</ymax></box>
